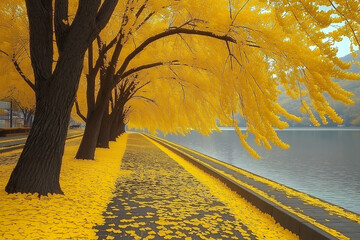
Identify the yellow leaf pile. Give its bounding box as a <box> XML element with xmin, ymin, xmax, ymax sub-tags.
<box><xmin>0</xmin><ymin>134</ymin><xmax>128</xmax><ymax>239</ymax></box>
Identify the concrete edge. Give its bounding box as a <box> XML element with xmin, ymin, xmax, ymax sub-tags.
<box><xmin>145</xmin><ymin>134</ymin><xmax>337</xmax><ymax>240</ymax></box>
<box><xmin>0</xmin><ymin>144</ymin><xmax>24</xmax><ymax>154</ymax></box>
<box><xmin>0</xmin><ymin>134</ymin><xmax>84</xmax><ymax>154</ymax></box>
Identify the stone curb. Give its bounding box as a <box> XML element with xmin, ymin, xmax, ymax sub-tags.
<box><xmin>0</xmin><ymin>134</ymin><xmax>83</xmax><ymax>154</ymax></box>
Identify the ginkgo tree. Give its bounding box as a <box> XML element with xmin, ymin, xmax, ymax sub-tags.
<box><xmin>97</xmin><ymin>75</ymin><xmax>153</xmax><ymax>146</ymax></box>
<box><xmin>4</xmin><ymin>0</ymin><xmax>118</xmax><ymax>195</ymax></box>
<box><xmin>1</xmin><ymin>0</ymin><xmax>360</xmax><ymax>195</ymax></box>
<box><xmin>73</xmin><ymin>0</ymin><xmax>241</xmax><ymax>160</ymax></box>
<box><xmin>76</xmin><ymin>0</ymin><xmax>360</xmax><ymax>160</ymax></box>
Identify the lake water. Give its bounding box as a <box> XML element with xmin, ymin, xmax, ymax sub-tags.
<box><xmin>163</xmin><ymin>128</ymin><xmax>360</xmax><ymax>214</ymax></box>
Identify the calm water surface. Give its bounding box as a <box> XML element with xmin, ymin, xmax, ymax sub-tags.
<box><xmin>163</xmin><ymin>128</ymin><xmax>360</xmax><ymax>214</ymax></box>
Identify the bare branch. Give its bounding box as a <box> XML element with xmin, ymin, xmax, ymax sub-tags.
<box><xmin>75</xmin><ymin>98</ymin><xmax>87</xmax><ymax>122</ymax></box>
<box><xmin>11</xmin><ymin>55</ymin><xmax>35</xmax><ymax>91</ymax></box>
<box><xmin>1</xmin><ymin>49</ymin><xmax>35</xmax><ymax>91</ymax></box>
<box><xmin>0</xmin><ymin>49</ymin><xmax>9</xmax><ymax>57</ymax></box>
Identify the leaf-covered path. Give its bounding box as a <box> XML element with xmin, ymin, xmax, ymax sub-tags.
<box><xmin>95</xmin><ymin>133</ymin><xmax>297</xmax><ymax>239</ymax></box>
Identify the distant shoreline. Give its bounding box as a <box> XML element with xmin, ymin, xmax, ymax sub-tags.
<box><xmin>218</xmin><ymin>126</ymin><xmax>360</xmax><ymax>131</ymax></box>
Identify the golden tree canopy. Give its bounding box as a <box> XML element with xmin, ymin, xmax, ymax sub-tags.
<box><xmin>77</xmin><ymin>0</ymin><xmax>359</xmax><ymax>158</ymax></box>
<box><xmin>2</xmin><ymin>0</ymin><xmax>360</xmax><ymax>158</ymax></box>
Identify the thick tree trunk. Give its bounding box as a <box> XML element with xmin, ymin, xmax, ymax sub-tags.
<box><xmin>109</xmin><ymin>105</ymin><xmax>122</xmax><ymax>141</ymax></box>
<box><xmin>75</xmin><ymin>88</ymin><xmax>110</xmax><ymax>159</ymax></box>
<box><xmin>5</xmin><ymin>0</ymin><xmax>118</xmax><ymax>195</ymax></box>
<box><xmin>109</xmin><ymin>115</ymin><xmax>119</xmax><ymax>141</ymax></box>
<box><xmin>118</xmin><ymin>120</ymin><xmax>126</xmax><ymax>135</ymax></box>
<box><xmin>5</xmin><ymin>68</ymin><xmax>79</xmax><ymax>195</ymax></box>
<box><xmin>97</xmin><ymin>102</ymin><xmax>111</xmax><ymax>148</ymax></box>
<box><xmin>115</xmin><ymin>108</ymin><xmax>126</xmax><ymax>137</ymax></box>
<box><xmin>76</xmin><ymin>44</ymin><xmax>117</xmax><ymax>158</ymax></box>
<box><xmin>75</xmin><ymin>107</ymin><xmax>105</xmax><ymax>159</ymax></box>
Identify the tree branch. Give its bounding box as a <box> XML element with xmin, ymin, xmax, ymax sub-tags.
<box><xmin>95</xmin><ymin>0</ymin><xmax>119</xmax><ymax>33</ymax></box>
<box><xmin>135</xmin><ymin>12</ymin><xmax>155</xmax><ymax>31</ymax></box>
<box><xmin>12</xmin><ymin>55</ymin><xmax>35</xmax><ymax>91</ymax></box>
<box><xmin>86</xmin><ymin>43</ymin><xmax>96</xmax><ymax>114</ymax></box>
<box><xmin>75</xmin><ymin>98</ymin><xmax>87</xmax><ymax>122</ymax></box>
<box><xmin>0</xmin><ymin>49</ymin><xmax>35</xmax><ymax>91</ymax></box>
<box><xmin>115</xmin><ymin>28</ymin><xmax>236</xmax><ymax>79</ymax></box>
<box><xmin>328</xmin><ymin>0</ymin><xmax>360</xmax><ymax>47</ymax></box>
<box><xmin>0</xmin><ymin>49</ymin><xmax>9</xmax><ymax>57</ymax></box>
<box><xmin>128</xmin><ymin>81</ymin><xmax>151</xmax><ymax>99</ymax></box>
<box><xmin>116</xmin><ymin>60</ymin><xmax>179</xmax><ymax>86</ymax></box>
<box><xmin>54</xmin><ymin>0</ymin><xmax>70</xmax><ymax>54</ymax></box>
<box><xmin>230</xmin><ymin>0</ymin><xmax>250</xmax><ymax>27</ymax></box>
<box><xmin>98</xmin><ymin>0</ymin><xmax>131</xmax><ymax>56</ymax></box>
<box><xmin>136</xmin><ymin>0</ymin><xmax>148</xmax><ymax>18</ymax></box>
<box><xmin>25</xmin><ymin>0</ymin><xmax>53</xmax><ymax>84</ymax></box>
<box><xmin>132</xmin><ymin>95</ymin><xmax>157</xmax><ymax>105</ymax></box>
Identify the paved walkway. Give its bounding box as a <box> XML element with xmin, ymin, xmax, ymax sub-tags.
<box><xmin>95</xmin><ymin>133</ymin><xmax>297</xmax><ymax>240</ymax></box>
<box><xmin>148</xmin><ymin>134</ymin><xmax>360</xmax><ymax>240</ymax></box>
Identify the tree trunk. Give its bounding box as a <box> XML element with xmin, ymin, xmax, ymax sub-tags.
<box><xmin>75</xmin><ymin>88</ymin><xmax>110</xmax><ymax>159</ymax></box>
<box><xmin>118</xmin><ymin>120</ymin><xmax>126</xmax><ymax>135</ymax></box>
<box><xmin>109</xmin><ymin>105</ymin><xmax>122</xmax><ymax>141</ymax></box>
<box><xmin>97</xmin><ymin>101</ymin><xmax>111</xmax><ymax>148</ymax></box>
<box><xmin>5</xmin><ymin>67</ymin><xmax>79</xmax><ymax>195</ymax></box>
<box><xmin>5</xmin><ymin>0</ymin><xmax>118</xmax><ymax>195</ymax></box>
<box><xmin>76</xmin><ymin>45</ymin><xmax>116</xmax><ymax>158</ymax></box>
<box><xmin>116</xmin><ymin>108</ymin><xmax>126</xmax><ymax>136</ymax></box>
<box><xmin>75</xmin><ymin>107</ymin><xmax>105</xmax><ymax>159</ymax></box>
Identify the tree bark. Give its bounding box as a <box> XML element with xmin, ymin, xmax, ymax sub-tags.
<box><xmin>97</xmin><ymin>101</ymin><xmax>111</xmax><ymax>148</ymax></box>
<box><xmin>75</xmin><ymin>108</ymin><xmax>104</xmax><ymax>159</ymax></box>
<box><xmin>76</xmin><ymin>38</ymin><xmax>117</xmax><ymax>158</ymax></box>
<box><xmin>6</xmin><ymin>59</ymin><xmax>81</xmax><ymax>195</ymax></box>
<box><xmin>75</xmin><ymin>87</ymin><xmax>111</xmax><ymax>159</ymax></box>
<box><xmin>118</xmin><ymin>120</ymin><xmax>126</xmax><ymax>135</ymax></box>
<box><xmin>109</xmin><ymin>106</ymin><xmax>121</xmax><ymax>141</ymax></box>
<box><xmin>6</xmin><ymin>0</ymin><xmax>118</xmax><ymax>195</ymax></box>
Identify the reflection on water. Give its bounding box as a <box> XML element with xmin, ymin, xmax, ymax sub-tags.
<box><xmin>163</xmin><ymin>128</ymin><xmax>360</xmax><ymax>214</ymax></box>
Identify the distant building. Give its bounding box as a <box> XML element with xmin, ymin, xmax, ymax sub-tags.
<box><xmin>0</xmin><ymin>101</ymin><xmax>25</xmax><ymax>128</ymax></box>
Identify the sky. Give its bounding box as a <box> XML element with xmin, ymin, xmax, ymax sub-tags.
<box><xmin>335</xmin><ymin>37</ymin><xmax>355</xmax><ymax>57</ymax></box>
